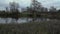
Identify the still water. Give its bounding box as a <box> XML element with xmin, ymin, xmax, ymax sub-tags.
<box><xmin>0</xmin><ymin>18</ymin><xmax>59</xmax><ymax>24</ymax></box>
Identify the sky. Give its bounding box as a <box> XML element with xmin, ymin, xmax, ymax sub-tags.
<box><xmin>0</xmin><ymin>0</ymin><xmax>60</xmax><ymax>10</ymax></box>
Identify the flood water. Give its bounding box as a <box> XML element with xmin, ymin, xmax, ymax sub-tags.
<box><xmin>0</xmin><ymin>18</ymin><xmax>59</xmax><ymax>24</ymax></box>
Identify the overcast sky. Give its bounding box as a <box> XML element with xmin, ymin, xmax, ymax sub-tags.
<box><xmin>0</xmin><ymin>0</ymin><xmax>60</xmax><ymax>10</ymax></box>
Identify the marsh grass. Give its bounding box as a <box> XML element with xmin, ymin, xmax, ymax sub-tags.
<box><xmin>0</xmin><ymin>21</ymin><xmax>60</xmax><ymax>34</ymax></box>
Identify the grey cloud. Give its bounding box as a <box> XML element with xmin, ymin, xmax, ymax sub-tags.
<box><xmin>0</xmin><ymin>0</ymin><xmax>60</xmax><ymax>10</ymax></box>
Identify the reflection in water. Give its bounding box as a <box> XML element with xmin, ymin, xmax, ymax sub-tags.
<box><xmin>0</xmin><ymin>18</ymin><xmax>59</xmax><ymax>24</ymax></box>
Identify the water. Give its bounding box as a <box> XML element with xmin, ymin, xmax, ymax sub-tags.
<box><xmin>0</xmin><ymin>18</ymin><xmax>31</xmax><ymax>24</ymax></box>
<box><xmin>0</xmin><ymin>18</ymin><xmax>59</xmax><ymax>24</ymax></box>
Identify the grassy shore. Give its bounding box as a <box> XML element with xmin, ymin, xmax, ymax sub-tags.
<box><xmin>0</xmin><ymin>21</ymin><xmax>60</xmax><ymax>34</ymax></box>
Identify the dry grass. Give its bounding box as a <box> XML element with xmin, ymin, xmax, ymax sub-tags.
<box><xmin>0</xmin><ymin>21</ymin><xmax>60</xmax><ymax>34</ymax></box>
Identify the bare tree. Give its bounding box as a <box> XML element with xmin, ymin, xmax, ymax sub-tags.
<box><xmin>31</xmin><ymin>0</ymin><xmax>42</xmax><ymax>11</ymax></box>
<box><xmin>30</xmin><ymin>0</ymin><xmax>42</xmax><ymax>22</ymax></box>
<box><xmin>9</xmin><ymin>2</ymin><xmax>19</xmax><ymax>23</ymax></box>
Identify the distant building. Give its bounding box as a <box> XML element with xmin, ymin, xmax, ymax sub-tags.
<box><xmin>49</xmin><ymin>6</ymin><xmax>57</xmax><ymax>12</ymax></box>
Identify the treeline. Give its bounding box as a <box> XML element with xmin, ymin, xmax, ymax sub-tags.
<box><xmin>0</xmin><ymin>0</ymin><xmax>60</xmax><ymax>18</ymax></box>
<box><xmin>0</xmin><ymin>11</ymin><xmax>20</xmax><ymax>18</ymax></box>
<box><xmin>0</xmin><ymin>10</ymin><xmax>60</xmax><ymax>18</ymax></box>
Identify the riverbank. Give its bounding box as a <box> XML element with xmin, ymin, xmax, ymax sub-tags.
<box><xmin>0</xmin><ymin>21</ymin><xmax>60</xmax><ymax>34</ymax></box>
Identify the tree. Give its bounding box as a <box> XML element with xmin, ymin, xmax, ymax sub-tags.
<box><xmin>9</xmin><ymin>2</ymin><xmax>19</xmax><ymax>12</ymax></box>
<box><xmin>5</xmin><ymin>7</ymin><xmax>9</xmax><ymax>23</ymax></box>
<box><xmin>31</xmin><ymin>0</ymin><xmax>42</xmax><ymax>12</ymax></box>
<box><xmin>58</xmin><ymin>9</ymin><xmax>60</xmax><ymax>12</ymax></box>
<box><xmin>30</xmin><ymin>0</ymin><xmax>42</xmax><ymax>22</ymax></box>
<box><xmin>9</xmin><ymin>2</ymin><xmax>20</xmax><ymax>23</ymax></box>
